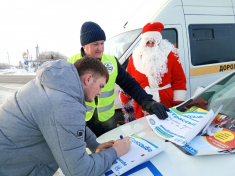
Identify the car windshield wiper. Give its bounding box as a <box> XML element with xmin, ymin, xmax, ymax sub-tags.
<box><xmin>176</xmin><ymin>99</ymin><xmax>193</xmax><ymax>111</ymax></box>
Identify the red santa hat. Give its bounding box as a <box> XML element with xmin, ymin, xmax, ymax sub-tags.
<box><xmin>141</xmin><ymin>22</ymin><xmax>164</xmax><ymax>43</ymax></box>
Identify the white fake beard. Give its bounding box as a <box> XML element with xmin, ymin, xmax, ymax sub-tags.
<box><xmin>142</xmin><ymin>47</ymin><xmax>168</xmax><ymax>86</ymax></box>
<box><xmin>133</xmin><ymin>38</ymin><xmax>179</xmax><ymax>86</ymax></box>
<box><xmin>133</xmin><ymin>46</ymin><xmax>168</xmax><ymax>86</ymax></box>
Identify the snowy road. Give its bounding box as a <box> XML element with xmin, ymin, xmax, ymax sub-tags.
<box><xmin>0</xmin><ymin>74</ymin><xmax>35</xmax><ymax>104</ymax></box>
<box><xmin>0</xmin><ymin>75</ymin><xmax>35</xmax><ymax>83</ymax></box>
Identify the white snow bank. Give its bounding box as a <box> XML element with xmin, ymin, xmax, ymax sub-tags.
<box><xmin>0</xmin><ymin>67</ymin><xmax>36</xmax><ymax>75</ymax></box>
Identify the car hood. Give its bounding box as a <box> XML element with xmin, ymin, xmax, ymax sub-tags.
<box><xmin>97</xmin><ymin>116</ymin><xmax>235</xmax><ymax>176</ymax></box>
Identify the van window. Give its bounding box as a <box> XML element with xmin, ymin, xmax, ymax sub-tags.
<box><xmin>161</xmin><ymin>29</ymin><xmax>178</xmax><ymax>48</ymax></box>
<box><xmin>104</xmin><ymin>29</ymin><xmax>142</xmax><ymax>60</ymax></box>
<box><xmin>189</xmin><ymin>24</ymin><xmax>235</xmax><ymax>66</ymax></box>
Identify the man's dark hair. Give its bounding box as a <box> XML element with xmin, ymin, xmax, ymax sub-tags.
<box><xmin>74</xmin><ymin>56</ymin><xmax>109</xmax><ymax>83</ymax></box>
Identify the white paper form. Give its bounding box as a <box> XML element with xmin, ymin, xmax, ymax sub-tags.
<box><xmin>146</xmin><ymin>108</ymin><xmax>214</xmax><ymax>146</ymax></box>
<box><xmin>110</xmin><ymin>134</ymin><xmax>168</xmax><ymax>175</ymax></box>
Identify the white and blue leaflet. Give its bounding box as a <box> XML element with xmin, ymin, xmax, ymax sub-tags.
<box><xmin>147</xmin><ymin>108</ymin><xmax>214</xmax><ymax>146</ymax></box>
<box><xmin>110</xmin><ymin>134</ymin><xmax>168</xmax><ymax>175</ymax></box>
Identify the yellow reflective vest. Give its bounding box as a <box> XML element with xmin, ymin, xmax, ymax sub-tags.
<box><xmin>67</xmin><ymin>53</ymin><xmax>118</xmax><ymax>122</ymax></box>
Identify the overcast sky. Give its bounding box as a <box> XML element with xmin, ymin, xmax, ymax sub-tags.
<box><xmin>0</xmin><ymin>0</ymin><xmax>144</xmax><ymax>65</ymax></box>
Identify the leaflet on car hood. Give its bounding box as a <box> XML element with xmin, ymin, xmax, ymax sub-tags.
<box><xmin>109</xmin><ymin>134</ymin><xmax>168</xmax><ymax>175</ymax></box>
<box><xmin>146</xmin><ymin>107</ymin><xmax>214</xmax><ymax>146</ymax></box>
<box><xmin>174</xmin><ymin>106</ymin><xmax>235</xmax><ymax>156</ymax></box>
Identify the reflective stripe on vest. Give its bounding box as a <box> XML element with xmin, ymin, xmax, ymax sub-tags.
<box><xmin>99</xmin><ymin>100</ymin><xmax>114</xmax><ymax>113</ymax></box>
<box><xmin>99</xmin><ymin>89</ymin><xmax>114</xmax><ymax>98</ymax></box>
<box><xmin>87</xmin><ymin>100</ymin><xmax>114</xmax><ymax>113</ymax></box>
<box><xmin>86</xmin><ymin>105</ymin><xmax>94</xmax><ymax>113</ymax></box>
<box><xmin>67</xmin><ymin>53</ymin><xmax>118</xmax><ymax>122</ymax></box>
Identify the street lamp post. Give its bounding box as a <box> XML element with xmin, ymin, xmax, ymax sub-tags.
<box><xmin>35</xmin><ymin>45</ymin><xmax>39</xmax><ymax>71</ymax></box>
<box><xmin>6</xmin><ymin>50</ymin><xmax>10</xmax><ymax>65</ymax></box>
<box><xmin>3</xmin><ymin>49</ymin><xmax>10</xmax><ymax>65</ymax></box>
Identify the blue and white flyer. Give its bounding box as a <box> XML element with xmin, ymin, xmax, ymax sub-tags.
<box><xmin>110</xmin><ymin>134</ymin><xmax>168</xmax><ymax>175</ymax></box>
<box><xmin>146</xmin><ymin>107</ymin><xmax>214</xmax><ymax>146</ymax></box>
<box><xmin>174</xmin><ymin>106</ymin><xmax>235</xmax><ymax>156</ymax></box>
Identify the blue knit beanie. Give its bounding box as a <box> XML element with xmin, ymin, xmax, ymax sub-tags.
<box><xmin>80</xmin><ymin>21</ymin><xmax>106</xmax><ymax>46</ymax></box>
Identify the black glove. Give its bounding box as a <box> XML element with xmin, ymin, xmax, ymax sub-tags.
<box><xmin>141</xmin><ymin>100</ymin><xmax>169</xmax><ymax>120</ymax></box>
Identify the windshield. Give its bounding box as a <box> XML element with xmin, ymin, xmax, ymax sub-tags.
<box><xmin>184</xmin><ymin>72</ymin><xmax>235</xmax><ymax>119</ymax></box>
<box><xmin>104</xmin><ymin>29</ymin><xmax>142</xmax><ymax>60</ymax></box>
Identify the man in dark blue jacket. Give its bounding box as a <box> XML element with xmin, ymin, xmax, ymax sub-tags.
<box><xmin>68</xmin><ymin>21</ymin><xmax>170</xmax><ymax>137</ymax></box>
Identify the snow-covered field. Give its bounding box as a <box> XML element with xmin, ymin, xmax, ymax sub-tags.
<box><xmin>0</xmin><ymin>67</ymin><xmax>36</xmax><ymax>75</ymax></box>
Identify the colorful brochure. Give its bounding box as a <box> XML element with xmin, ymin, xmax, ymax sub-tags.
<box><xmin>110</xmin><ymin>134</ymin><xmax>168</xmax><ymax>175</ymax></box>
<box><xmin>146</xmin><ymin>107</ymin><xmax>214</xmax><ymax>146</ymax></box>
<box><xmin>174</xmin><ymin>106</ymin><xmax>235</xmax><ymax>156</ymax></box>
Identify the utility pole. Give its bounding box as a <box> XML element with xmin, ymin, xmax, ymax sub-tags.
<box><xmin>6</xmin><ymin>50</ymin><xmax>10</xmax><ymax>65</ymax></box>
<box><xmin>3</xmin><ymin>49</ymin><xmax>10</xmax><ymax>65</ymax></box>
<box><xmin>27</xmin><ymin>49</ymin><xmax>29</xmax><ymax>60</ymax></box>
<box><xmin>35</xmin><ymin>45</ymin><xmax>39</xmax><ymax>71</ymax></box>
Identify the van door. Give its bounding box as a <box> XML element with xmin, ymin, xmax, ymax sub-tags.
<box><xmin>183</xmin><ymin>14</ymin><xmax>235</xmax><ymax>96</ymax></box>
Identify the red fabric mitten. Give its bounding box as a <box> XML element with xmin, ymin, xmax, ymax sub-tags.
<box><xmin>119</xmin><ymin>91</ymin><xmax>130</xmax><ymax>104</ymax></box>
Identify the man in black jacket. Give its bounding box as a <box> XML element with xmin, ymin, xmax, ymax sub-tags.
<box><xmin>68</xmin><ymin>21</ymin><xmax>169</xmax><ymax>137</ymax></box>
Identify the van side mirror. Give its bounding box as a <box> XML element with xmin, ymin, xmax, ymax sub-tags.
<box><xmin>193</xmin><ymin>86</ymin><xmax>205</xmax><ymax>96</ymax></box>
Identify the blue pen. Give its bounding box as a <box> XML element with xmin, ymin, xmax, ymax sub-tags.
<box><xmin>120</xmin><ymin>135</ymin><xmax>123</xmax><ymax>139</ymax></box>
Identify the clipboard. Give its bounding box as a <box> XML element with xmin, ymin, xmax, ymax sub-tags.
<box><xmin>201</xmin><ymin>104</ymin><xmax>223</xmax><ymax>135</ymax></box>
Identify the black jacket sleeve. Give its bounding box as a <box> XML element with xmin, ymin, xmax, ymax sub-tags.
<box><xmin>115</xmin><ymin>57</ymin><xmax>152</xmax><ymax>105</ymax></box>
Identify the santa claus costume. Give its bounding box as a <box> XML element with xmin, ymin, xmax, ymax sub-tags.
<box><xmin>120</xmin><ymin>22</ymin><xmax>187</xmax><ymax>120</ymax></box>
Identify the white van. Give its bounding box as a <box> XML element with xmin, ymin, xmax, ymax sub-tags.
<box><xmin>104</xmin><ymin>0</ymin><xmax>235</xmax><ymax>113</ymax></box>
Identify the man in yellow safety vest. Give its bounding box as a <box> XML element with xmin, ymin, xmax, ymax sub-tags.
<box><xmin>68</xmin><ymin>21</ymin><xmax>169</xmax><ymax>137</ymax></box>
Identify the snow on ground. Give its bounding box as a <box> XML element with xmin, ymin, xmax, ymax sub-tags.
<box><xmin>0</xmin><ymin>67</ymin><xmax>36</xmax><ymax>75</ymax></box>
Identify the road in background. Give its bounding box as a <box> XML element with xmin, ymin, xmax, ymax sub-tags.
<box><xmin>0</xmin><ymin>75</ymin><xmax>35</xmax><ymax>83</ymax></box>
<box><xmin>0</xmin><ymin>75</ymin><xmax>35</xmax><ymax>104</ymax></box>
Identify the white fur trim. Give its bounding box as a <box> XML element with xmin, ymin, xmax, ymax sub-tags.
<box><xmin>144</xmin><ymin>86</ymin><xmax>151</xmax><ymax>95</ymax></box>
<box><xmin>173</xmin><ymin>90</ymin><xmax>187</xmax><ymax>101</ymax></box>
<box><xmin>151</xmin><ymin>89</ymin><xmax>160</xmax><ymax>102</ymax></box>
<box><xmin>144</xmin><ymin>86</ymin><xmax>160</xmax><ymax>102</ymax></box>
<box><xmin>142</xmin><ymin>31</ymin><xmax>162</xmax><ymax>40</ymax></box>
<box><xmin>133</xmin><ymin>54</ymin><xmax>146</xmax><ymax>74</ymax></box>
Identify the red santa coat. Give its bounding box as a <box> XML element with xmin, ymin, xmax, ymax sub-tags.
<box><xmin>120</xmin><ymin>51</ymin><xmax>187</xmax><ymax>119</ymax></box>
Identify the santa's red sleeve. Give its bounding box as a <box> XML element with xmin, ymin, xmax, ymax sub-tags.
<box><xmin>126</xmin><ymin>55</ymin><xmax>134</xmax><ymax>75</ymax></box>
<box><xmin>119</xmin><ymin>55</ymin><xmax>133</xmax><ymax>104</ymax></box>
<box><xmin>169</xmin><ymin>52</ymin><xmax>187</xmax><ymax>105</ymax></box>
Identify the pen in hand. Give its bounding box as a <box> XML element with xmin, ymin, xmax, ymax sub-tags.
<box><xmin>120</xmin><ymin>135</ymin><xmax>132</xmax><ymax>144</ymax></box>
